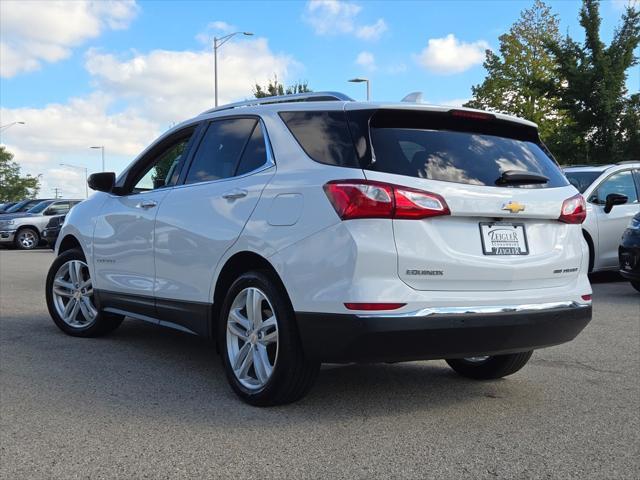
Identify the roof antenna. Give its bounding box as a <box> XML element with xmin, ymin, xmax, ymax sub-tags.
<box><xmin>401</xmin><ymin>92</ymin><xmax>424</xmax><ymax>103</ymax></box>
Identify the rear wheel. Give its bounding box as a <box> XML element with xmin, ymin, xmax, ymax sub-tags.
<box><xmin>46</xmin><ymin>248</ymin><xmax>124</xmax><ymax>337</ymax></box>
<box><xmin>446</xmin><ymin>351</ymin><xmax>533</xmax><ymax>380</ymax></box>
<box><xmin>15</xmin><ymin>227</ymin><xmax>39</xmax><ymax>250</ymax></box>
<box><xmin>219</xmin><ymin>271</ymin><xmax>320</xmax><ymax>406</ymax></box>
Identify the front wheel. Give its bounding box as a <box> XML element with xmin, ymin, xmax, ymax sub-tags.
<box><xmin>15</xmin><ymin>227</ymin><xmax>39</xmax><ymax>250</ymax></box>
<box><xmin>46</xmin><ymin>248</ymin><xmax>124</xmax><ymax>337</ymax></box>
<box><xmin>446</xmin><ymin>351</ymin><xmax>533</xmax><ymax>380</ymax></box>
<box><xmin>219</xmin><ymin>271</ymin><xmax>320</xmax><ymax>406</ymax></box>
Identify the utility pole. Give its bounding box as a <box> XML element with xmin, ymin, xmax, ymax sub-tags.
<box><xmin>53</xmin><ymin>188</ymin><xmax>61</xmax><ymax>199</ymax></box>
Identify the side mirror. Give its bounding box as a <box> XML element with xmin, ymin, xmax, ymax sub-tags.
<box><xmin>88</xmin><ymin>172</ymin><xmax>116</xmax><ymax>193</ymax></box>
<box><xmin>152</xmin><ymin>178</ymin><xmax>166</xmax><ymax>189</ymax></box>
<box><xmin>43</xmin><ymin>209</ymin><xmax>56</xmax><ymax>216</ymax></box>
<box><xmin>604</xmin><ymin>193</ymin><xmax>628</xmax><ymax>213</ymax></box>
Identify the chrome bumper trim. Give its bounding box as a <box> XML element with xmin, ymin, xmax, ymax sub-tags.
<box><xmin>356</xmin><ymin>301</ymin><xmax>591</xmax><ymax>318</ymax></box>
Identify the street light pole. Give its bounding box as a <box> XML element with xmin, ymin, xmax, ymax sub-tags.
<box><xmin>214</xmin><ymin>31</ymin><xmax>254</xmax><ymax>107</ymax></box>
<box><xmin>90</xmin><ymin>146</ymin><xmax>105</xmax><ymax>171</ymax></box>
<box><xmin>60</xmin><ymin>163</ymin><xmax>89</xmax><ymax>199</ymax></box>
<box><xmin>0</xmin><ymin>121</ymin><xmax>25</xmax><ymax>132</ymax></box>
<box><xmin>348</xmin><ymin>78</ymin><xmax>370</xmax><ymax>101</ymax></box>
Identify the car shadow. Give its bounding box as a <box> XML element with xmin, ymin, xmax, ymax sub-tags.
<box><xmin>3</xmin><ymin>313</ymin><xmax>541</xmax><ymax>426</ymax></box>
<box><xmin>588</xmin><ymin>271</ymin><xmax>626</xmax><ymax>284</ymax></box>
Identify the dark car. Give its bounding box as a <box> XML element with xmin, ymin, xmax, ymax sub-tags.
<box><xmin>619</xmin><ymin>212</ymin><xmax>640</xmax><ymax>293</ymax></box>
<box><xmin>0</xmin><ymin>202</ymin><xmax>18</xmax><ymax>213</ymax></box>
<box><xmin>42</xmin><ymin>214</ymin><xmax>66</xmax><ymax>248</ymax></box>
<box><xmin>0</xmin><ymin>199</ymin><xmax>51</xmax><ymax>215</ymax></box>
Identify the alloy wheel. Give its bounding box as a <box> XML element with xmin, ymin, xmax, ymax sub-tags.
<box><xmin>51</xmin><ymin>260</ymin><xmax>98</xmax><ymax>328</ymax></box>
<box><xmin>226</xmin><ymin>287</ymin><xmax>279</xmax><ymax>390</ymax></box>
<box><xmin>18</xmin><ymin>230</ymin><xmax>37</xmax><ymax>249</ymax></box>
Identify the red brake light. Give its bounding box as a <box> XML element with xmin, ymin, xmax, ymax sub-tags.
<box><xmin>581</xmin><ymin>294</ymin><xmax>592</xmax><ymax>302</ymax></box>
<box><xmin>344</xmin><ymin>303</ymin><xmax>406</xmax><ymax>311</ymax></box>
<box><xmin>323</xmin><ymin>180</ymin><xmax>450</xmax><ymax>220</ymax></box>
<box><xmin>559</xmin><ymin>194</ymin><xmax>586</xmax><ymax>224</ymax></box>
<box><xmin>449</xmin><ymin>109</ymin><xmax>495</xmax><ymax>121</ymax></box>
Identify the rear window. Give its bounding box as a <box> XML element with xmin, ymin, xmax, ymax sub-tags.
<box><xmin>369</xmin><ymin>128</ymin><xmax>568</xmax><ymax>188</ymax></box>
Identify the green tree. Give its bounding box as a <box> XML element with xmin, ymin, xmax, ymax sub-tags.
<box><xmin>253</xmin><ymin>75</ymin><xmax>311</xmax><ymax>98</ymax></box>
<box><xmin>619</xmin><ymin>93</ymin><xmax>640</xmax><ymax>159</ymax></box>
<box><xmin>465</xmin><ymin>0</ymin><xmax>565</xmax><ymax>143</ymax></box>
<box><xmin>0</xmin><ymin>146</ymin><xmax>40</xmax><ymax>201</ymax></box>
<box><xmin>548</xmin><ymin>0</ymin><xmax>640</xmax><ymax>163</ymax></box>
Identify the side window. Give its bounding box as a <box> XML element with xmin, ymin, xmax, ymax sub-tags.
<box><xmin>132</xmin><ymin>134</ymin><xmax>193</xmax><ymax>193</ymax></box>
<box><xmin>592</xmin><ymin>170</ymin><xmax>638</xmax><ymax>204</ymax></box>
<box><xmin>279</xmin><ymin>111</ymin><xmax>359</xmax><ymax>167</ymax></box>
<box><xmin>46</xmin><ymin>202</ymin><xmax>70</xmax><ymax>215</ymax></box>
<box><xmin>185</xmin><ymin>118</ymin><xmax>257</xmax><ymax>184</ymax></box>
<box><xmin>235</xmin><ymin>122</ymin><xmax>268</xmax><ymax>176</ymax></box>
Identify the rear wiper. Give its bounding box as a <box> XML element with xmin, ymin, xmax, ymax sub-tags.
<box><xmin>495</xmin><ymin>170</ymin><xmax>549</xmax><ymax>186</ymax></box>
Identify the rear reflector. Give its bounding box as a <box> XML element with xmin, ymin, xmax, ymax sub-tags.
<box><xmin>324</xmin><ymin>180</ymin><xmax>450</xmax><ymax>220</ymax></box>
<box><xmin>559</xmin><ymin>194</ymin><xmax>587</xmax><ymax>224</ymax></box>
<box><xmin>344</xmin><ymin>303</ymin><xmax>406</xmax><ymax>311</ymax></box>
<box><xmin>581</xmin><ymin>294</ymin><xmax>592</xmax><ymax>302</ymax></box>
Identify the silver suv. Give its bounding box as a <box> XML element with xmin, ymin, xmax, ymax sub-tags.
<box><xmin>0</xmin><ymin>199</ymin><xmax>81</xmax><ymax>250</ymax></box>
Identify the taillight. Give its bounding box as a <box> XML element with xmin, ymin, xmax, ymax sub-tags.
<box><xmin>559</xmin><ymin>194</ymin><xmax>586</xmax><ymax>224</ymax></box>
<box><xmin>449</xmin><ymin>109</ymin><xmax>495</xmax><ymax>121</ymax></box>
<box><xmin>323</xmin><ymin>180</ymin><xmax>450</xmax><ymax>220</ymax></box>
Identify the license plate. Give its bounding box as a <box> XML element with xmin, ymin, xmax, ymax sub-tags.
<box><xmin>479</xmin><ymin>222</ymin><xmax>529</xmax><ymax>256</ymax></box>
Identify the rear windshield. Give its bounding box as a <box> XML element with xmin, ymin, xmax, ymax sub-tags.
<box><xmin>27</xmin><ymin>200</ymin><xmax>54</xmax><ymax>213</ymax></box>
<box><xmin>563</xmin><ymin>170</ymin><xmax>602</xmax><ymax>193</ymax></box>
<box><xmin>369</xmin><ymin>128</ymin><xmax>568</xmax><ymax>188</ymax></box>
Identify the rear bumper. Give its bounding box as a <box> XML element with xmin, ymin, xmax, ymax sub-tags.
<box><xmin>296</xmin><ymin>302</ymin><xmax>592</xmax><ymax>363</ymax></box>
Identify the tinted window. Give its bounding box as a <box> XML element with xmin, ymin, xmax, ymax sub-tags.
<box><xmin>369</xmin><ymin>128</ymin><xmax>568</xmax><ymax>188</ymax></box>
<box><xmin>186</xmin><ymin>118</ymin><xmax>257</xmax><ymax>184</ymax></box>
<box><xmin>279</xmin><ymin>111</ymin><xmax>359</xmax><ymax>167</ymax></box>
<box><xmin>591</xmin><ymin>170</ymin><xmax>638</xmax><ymax>204</ymax></box>
<box><xmin>235</xmin><ymin>123</ymin><xmax>268</xmax><ymax>176</ymax></box>
<box><xmin>27</xmin><ymin>200</ymin><xmax>54</xmax><ymax>213</ymax></box>
<box><xmin>133</xmin><ymin>136</ymin><xmax>192</xmax><ymax>192</ymax></box>
<box><xmin>46</xmin><ymin>202</ymin><xmax>71</xmax><ymax>215</ymax></box>
<box><xmin>564</xmin><ymin>171</ymin><xmax>602</xmax><ymax>193</ymax></box>
<box><xmin>9</xmin><ymin>200</ymin><xmax>42</xmax><ymax>213</ymax></box>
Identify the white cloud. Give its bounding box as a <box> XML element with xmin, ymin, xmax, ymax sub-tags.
<box><xmin>85</xmin><ymin>38</ymin><xmax>297</xmax><ymax>123</ymax></box>
<box><xmin>0</xmin><ymin>0</ymin><xmax>138</xmax><ymax>78</ymax></box>
<box><xmin>1</xmin><ymin>35</ymin><xmax>302</xmax><ymax>193</ymax></box>
<box><xmin>356</xmin><ymin>19</ymin><xmax>387</xmax><ymax>41</ymax></box>
<box><xmin>355</xmin><ymin>51</ymin><xmax>376</xmax><ymax>71</ymax></box>
<box><xmin>305</xmin><ymin>0</ymin><xmax>387</xmax><ymax>40</ymax></box>
<box><xmin>415</xmin><ymin>34</ymin><xmax>489</xmax><ymax>75</ymax></box>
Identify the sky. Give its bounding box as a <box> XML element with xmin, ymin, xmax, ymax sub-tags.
<box><xmin>1</xmin><ymin>0</ymin><xmax>639</xmax><ymax>199</ymax></box>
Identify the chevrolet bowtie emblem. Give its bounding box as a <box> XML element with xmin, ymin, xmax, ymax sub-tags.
<box><xmin>502</xmin><ymin>201</ymin><xmax>526</xmax><ymax>213</ymax></box>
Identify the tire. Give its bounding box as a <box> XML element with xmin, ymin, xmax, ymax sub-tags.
<box><xmin>46</xmin><ymin>248</ymin><xmax>124</xmax><ymax>337</ymax></box>
<box><xmin>446</xmin><ymin>351</ymin><xmax>533</xmax><ymax>380</ymax></box>
<box><xmin>218</xmin><ymin>270</ymin><xmax>320</xmax><ymax>406</ymax></box>
<box><xmin>14</xmin><ymin>227</ymin><xmax>39</xmax><ymax>250</ymax></box>
<box><xmin>631</xmin><ymin>281</ymin><xmax>640</xmax><ymax>293</ymax></box>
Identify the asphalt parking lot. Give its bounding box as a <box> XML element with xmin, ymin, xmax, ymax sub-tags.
<box><xmin>0</xmin><ymin>249</ymin><xmax>638</xmax><ymax>479</ymax></box>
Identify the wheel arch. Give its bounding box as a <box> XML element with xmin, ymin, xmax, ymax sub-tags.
<box><xmin>582</xmin><ymin>228</ymin><xmax>595</xmax><ymax>273</ymax></box>
<box><xmin>58</xmin><ymin>234</ymin><xmax>82</xmax><ymax>255</ymax></box>
<box><xmin>212</xmin><ymin>251</ymin><xmax>291</xmax><ymax>338</ymax></box>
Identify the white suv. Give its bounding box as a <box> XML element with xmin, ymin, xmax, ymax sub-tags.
<box><xmin>563</xmin><ymin>163</ymin><xmax>640</xmax><ymax>272</ymax></box>
<box><xmin>45</xmin><ymin>92</ymin><xmax>592</xmax><ymax>405</ymax></box>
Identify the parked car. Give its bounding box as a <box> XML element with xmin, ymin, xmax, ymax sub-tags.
<box><xmin>0</xmin><ymin>202</ymin><xmax>18</xmax><ymax>213</ymax></box>
<box><xmin>563</xmin><ymin>162</ymin><xmax>640</xmax><ymax>272</ymax></box>
<box><xmin>0</xmin><ymin>198</ymin><xmax>51</xmax><ymax>215</ymax></box>
<box><xmin>619</xmin><ymin>212</ymin><xmax>640</xmax><ymax>293</ymax></box>
<box><xmin>46</xmin><ymin>92</ymin><xmax>592</xmax><ymax>406</ymax></box>
<box><xmin>0</xmin><ymin>199</ymin><xmax>81</xmax><ymax>250</ymax></box>
<box><xmin>42</xmin><ymin>214</ymin><xmax>67</xmax><ymax>248</ymax></box>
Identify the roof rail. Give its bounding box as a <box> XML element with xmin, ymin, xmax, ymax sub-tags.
<box><xmin>616</xmin><ymin>160</ymin><xmax>640</xmax><ymax>165</ymax></box>
<box><xmin>202</xmin><ymin>91</ymin><xmax>354</xmax><ymax>115</ymax></box>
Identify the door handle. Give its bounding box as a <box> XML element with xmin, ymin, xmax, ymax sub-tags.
<box><xmin>136</xmin><ymin>200</ymin><xmax>158</xmax><ymax>209</ymax></box>
<box><xmin>222</xmin><ymin>189</ymin><xmax>248</xmax><ymax>200</ymax></box>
